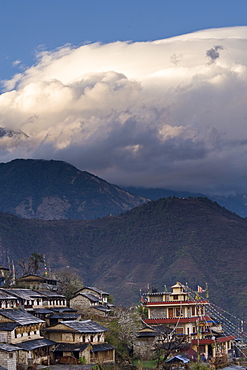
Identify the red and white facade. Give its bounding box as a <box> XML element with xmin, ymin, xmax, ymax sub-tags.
<box><xmin>144</xmin><ymin>282</ymin><xmax>235</xmax><ymax>359</ymax></box>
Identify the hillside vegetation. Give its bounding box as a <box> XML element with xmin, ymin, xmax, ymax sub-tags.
<box><xmin>0</xmin><ymin>196</ymin><xmax>246</xmax><ymax>318</ymax></box>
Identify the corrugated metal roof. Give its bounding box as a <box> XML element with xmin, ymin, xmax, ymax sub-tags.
<box><xmin>18</xmin><ymin>338</ymin><xmax>56</xmax><ymax>350</ymax></box>
<box><xmin>0</xmin><ymin>309</ymin><xmax>44</xmax><ymax>325</ymax></box>
<box><xmin>53</xmin><ymin>343</ymin><xmax>88</xmax><ymax>352</ymax></box>
<box><xmin>61</xmin><ymin>320</ymin><xmax>108</xmax><ymax>333</ymax></box>
<box><xmin>92</xmin><ymin>343</ymin><xmax>115</xmax><ymax>352</ymax></box>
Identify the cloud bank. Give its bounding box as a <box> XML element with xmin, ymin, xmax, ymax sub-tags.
<box><xmin>1</xmin><ymin>27</ymin><xmax>247</xmax><ymax>194</ymax></box>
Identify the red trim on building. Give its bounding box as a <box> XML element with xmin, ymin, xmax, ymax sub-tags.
<box><xmin>146</xmin><ymin>300</ymin><xmax>209</xmax><ymax>306</ymax></box>
<box><xmin>191</xmin><ymin>335</ymin><xmax>235</xmax><ymax>345</ymax></box>
<box><xmin>144</xmin><ymin>316</ymin><xmax>211</xmax><ymax>324</ymax></box>
<box><xmin>192</xmin><ymin>339</ymin><xmax>214</xmax><ymax>345</ymax></box>
<box><xmin>217</xmin><ymin>335</ymin><xmax>235</xmax><ymax>342</ymax></box>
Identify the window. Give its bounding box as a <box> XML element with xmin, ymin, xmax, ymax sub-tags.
<box><xmin>176</xmin><ymin>328</ymin><xmax>184</xmax><ymax>335</ymax></box>
<box><xmin>173</xmin><ymin>295</ymin><xmax>178</xmax><ymax>300</ymax></box>
<box><xmin>175</xmin><ymin>307</ymin><xmax>183</xmax><ymax>316</ymax></box>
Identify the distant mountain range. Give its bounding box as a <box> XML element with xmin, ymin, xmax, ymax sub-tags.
<box><xmin>1</xmin><ymin>158</ymin><xmax>247</xmax><ymax>221</ymax></box>
<box><xmin>0</xmin><ymin>159</ymin><xmax>146</xmax><ymax>220</ymax></box>
<box><xmin>124</xmin><ymin>186</ymin><xmax>247</xmax><ymax>218</ymax></box>
<box><xmin>0</xmin><ymin>196</ymin><xmax>246</xmax><ymax>318</ymax></box>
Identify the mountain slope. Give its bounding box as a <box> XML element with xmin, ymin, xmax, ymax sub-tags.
<box><xmin>0</xmin><ymin>196</ymin><xmax>246</xmax><ymax>318</ymax></box>
<box><xmin>0</xmin><ymin>159</ymin><xmax>146</xmax><ymax>220</ymax></box>
<box><xmin>124</xmin><ymin>186</ymin><xmax>247</xmax><ymax>217</ymax></box>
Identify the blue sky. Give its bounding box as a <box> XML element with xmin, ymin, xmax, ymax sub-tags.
<box><xmin>0</xmin><ymin>1</ymin><xmax>247</xmax><ymax>194</ymax></box>
<box><xmin>1</xmin><ymin>0</ymin><xmax>247</xmax><ymax>81</ymax></box>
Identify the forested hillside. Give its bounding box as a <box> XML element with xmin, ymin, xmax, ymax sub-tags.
<box><xmin>0</xmin><ymin>159</ymin><xmax>146</xmax><ymax>220</ymax></box>
<box><xmin>0</xmin><ymin>197</ymin><xmax>246</xmax><ymax>318</ymax></box>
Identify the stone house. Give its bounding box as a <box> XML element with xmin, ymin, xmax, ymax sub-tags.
<box><xmin>0</xmin><ymin>292</ymin><xmax>17</xmax><ymax>310</ymax></box>
<box><xmin>0</xmin><ymin>289</ymin><xmax>44</xmax><ymax>310</ymax></box>
<box><xmin>133</xmin><ymin>327</ymin><xmax>157</xmax><ymax>359</ymax></box>
<box><xmin>34</xmin><ymin>290</ymin><xmax>67</xmax><ymax>309</ymax></box>
<box><xmin>0</xmin><ymin>309</ymin><xmax>55</xmax><ymax>366</ymax></box>
<box><xmin>15</xmin><ymin>275</ymin><xmax>58</xmax><ymax>291</ymax></box>
<box><xmin>45</xmin><ymin>312</ymin><xmax>80</xmax><ymax>327</ymax></box>
<box><xmin>0</xmin><ymin>343</ymin><xmax>23</xmax><ymax>370</ymax></box>
<box><xmin>0</xmin><ymin>289</ymin><xmax>67</xmax><ymax>311</ymax></box>
<box><xmin>69</xmin><ymin>286</ymin><xmax>113</xmax><ymax>317</ymax></box>
<box><xmin>43</xmin><ymin>319</ymin><xmax>115</xmax><ymax>364</ymax></box>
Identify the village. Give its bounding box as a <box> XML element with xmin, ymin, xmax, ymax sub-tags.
<box><xmin>0</xmin><ymin>264</ymin><xmax>245</xmax><ymax>370</ymax></box>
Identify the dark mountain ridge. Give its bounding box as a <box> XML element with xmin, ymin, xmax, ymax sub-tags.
<box><xmin>124</xmin><ymin>186</ymin><xmax>247</xmax><ymax>218</ymax></box>
<box><xmin>0</xmin><ymin>159</ymin><xmax>146</xmax><ymax>220</ymax></box>
<box><xmin>0</xmin><ymin>196</ymin><xmax>246</xmax><ymax>318</ymax></box>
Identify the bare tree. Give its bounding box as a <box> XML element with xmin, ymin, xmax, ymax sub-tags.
<box><xmin>151</xmin><ymin>326</ymin><xmax>189</xmax><ymax>368</ymax></box>
<box><xmin>55</xmin><ymin>270</ymin><xmax>83</xmax><ymax>300</ymax></box>
<box><xmin>18</xmin><ymin>253</ymin><xmax>44</xmax><ymax>276</ymax></box>
<box><xmin>116</xmin><ymin>308</ymin><xmax>142</xmax><ymax>348</ymax></box>
<box><xmin>106</xmin><ymin>307</ymin><xmax>142</xmax><ymax>365</ymax></box>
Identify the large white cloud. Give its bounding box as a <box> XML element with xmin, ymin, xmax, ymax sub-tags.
<box><xmin>1</xmin><ymin>26</ymin><xmax>247</xmax><ymax>194</ymax></box>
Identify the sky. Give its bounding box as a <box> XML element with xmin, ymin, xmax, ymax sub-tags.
<box><xmin>1</xmin><ymin>1</ymin><xmax>247</xmax><ymax>195</ymax></box>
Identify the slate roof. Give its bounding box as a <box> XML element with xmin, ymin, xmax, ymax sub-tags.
<box><xmin>92</xmin><ymin>343</ymin><xmax>115</xmax><ymax>352</ymax></box>
<box><xmin>0</xmin><ymin>290</ymin><xmax>17</xmax><ymax>300</ymax></box>
<box><xmin>33</xmin><ymin>308</ymin><xmax>54</xmax><ymax>314</ymax></box>
<box><xmin>0</xmin><ymin>309</ymin><xmax>44</xmax><ymax>325</ymax></box>
<box><xmin>0</xmin><ymin>322</ymin><xmax>18</xmax><ymax>331</ymax></box>
<box><xmin>0</xmin><ymin>343</ymin><xmax>23</xmax><ymax>352</ymax></box>
<box><xmin>35</xmin><ymin>290</ymin><xmax>65</xmax><ymax>298</ymax></box>
<box><xmin>61</xmin><ymin>320</ymin><xmax>108</xmax><ymax>333</ymax></box>
<box><xmin>85</xmin><ymin>287</ymin><xmax>109</xmax><ymax>295</ymax></box>
<box><xmin>53</xmin><ymin>343</ymin><xmax>88</xmax><ymax>352</ymax></box>
<box><xmin>50</xmin><ymin>307</ymin><xmax>77</xmax><ymax>313</ymax></box>
<box><xmin>18</xmin><ymin>338</ymin><xmax>56</xmax><ymax>351</ymax></box>
<box><xmin>47</xmin><ymin>313</ymin><xmax>80</xmax><ymax>320</ymax></box>
<box><xmin>2</xmin><ymin>289</ymin><xmax>43</xmax><ymax>300</ymax></box>
<box><xmin>80</xmin><ymin>293</ymin><xmax>99</xmax><ymax>302</ymax></box>
<box><xmin>92</xmin><ymin>306</ymin><xmax>111</xmax><ymax>313</ymax></box>
<box><xmin>75</xmin><ymin>287</ymin><xmax>109</xmax><ymax>296</ymax></box>
<box><xmin>44</xmin><ymin>320</ymin><xmax>108</xmax><ymax>334</ymax></box>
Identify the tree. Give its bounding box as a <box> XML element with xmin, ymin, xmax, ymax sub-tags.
<box><xmin>151</xmin><ymin>326</ymin><xmax>189</xmax><ymax>368</ymax></box>
<box><xmin>55</xmin><ymin>270</ymin><xmax>83</xmax><ymax>300</ymax></box>
<box><xmin>106</xmin><ymin>307</ymin><xmax>142</xmax><ymax>363</ymax></box>
<box><xmin>116</xmin><ymin>308</ymin><xmax>142</xmax><ymax>348</ymax></box>
<box><xmin>18</xmin><ymin>252</ymin><xmax>44</xmax><ymax>276</ymax></box>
